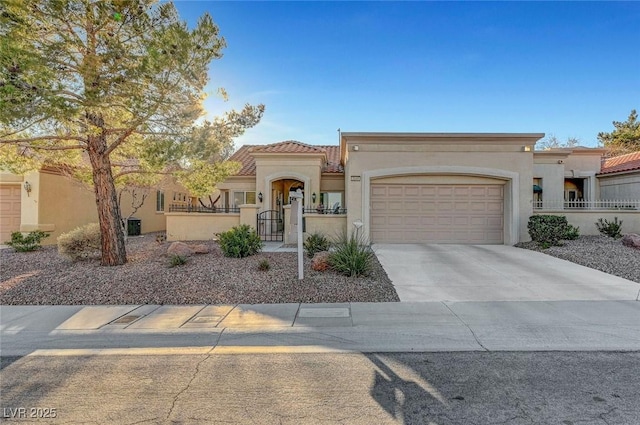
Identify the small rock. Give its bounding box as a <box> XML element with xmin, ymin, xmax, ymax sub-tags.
<box><xmin>312</xmin><ymin>251</ymin><xmax>331</xmax><ymax>272</ymax></box>
<box><xmin>621</xmin><ymin>233</ymin><xmax>640</xmax><ymax>249</ymax></box>
<box><xmin>167</xmin><ymin>241</ymin><xmax>193</xmax><ymax>257</ymax></box>
<box><xmin>191</xmin><ymin>244</ymin><xmax>210</xmax><ymax>254</ymax></box>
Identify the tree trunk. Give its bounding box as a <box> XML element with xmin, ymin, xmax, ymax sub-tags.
<box><xmin>86</xmin><ymin>113</ymin><xmax>127</xmax><ymax>266</ymax></box>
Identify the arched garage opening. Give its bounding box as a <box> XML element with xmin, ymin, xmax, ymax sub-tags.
<box><xmin>361</xmin><ymin>166</ymin><xmax>520</xmax><ymax>245</ymax></box>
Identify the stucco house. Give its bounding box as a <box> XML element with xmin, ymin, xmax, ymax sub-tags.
<box><xmin>597</xmin><ymin>151</ymin><xmax>640</xmax><ymax>200</ymax></box>
<box><xmin>2</xmin><ymin>133</ymin><xmax>638</xmax><ymax>246</ymax></box>
<box><xmin>0</xmin><ymin>167</ymin><xmax>189</xmax><ymax>244</ymax></box>
<box><xmin>165</xmin><ymin>133</ymin><xmax>640</xmax><ymax>244</ymax></box>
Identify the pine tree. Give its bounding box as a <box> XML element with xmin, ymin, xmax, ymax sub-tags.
<box><xmin>0</xmin><ymin>0</ymin><xmax>263</xmax><ymax>265</ymax></box>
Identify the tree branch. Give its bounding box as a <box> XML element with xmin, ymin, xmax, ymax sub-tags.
<box><xmin>0</xmin><ymin>135</ymin><xmax>86</xmax><ymax>144</ymax></box>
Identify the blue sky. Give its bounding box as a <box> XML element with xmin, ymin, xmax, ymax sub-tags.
<box><xmin>174</xmin><ymin>1</ymin><xmax>640</xmax><ymax>148</ymax></box>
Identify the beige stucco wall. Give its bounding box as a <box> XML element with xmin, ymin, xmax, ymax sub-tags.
<box><xmin>32</xmin><ymin>170</ymin><xmax>98</xmax><ymax>243</ymax></box>
<box><xmin>598</xmin><ymin>173</ymin><xmax>640</xmax><ymax>200</ymax></box>
<box><xmin>165</xmin><ymin>213</ymin><xmax>240</xmax><ymax>241</ymax></box>
<box><xmin>7</xmin><ymin>169</ymin><xmax>191</xmax><ymax>244</ymax></box>
<box><xmin>254</xmin><ymin>155</ymin><xmax>323</xmax><ymax>211</ymax></box>
<box><xmin>563</xmin><ymin>152</ymin><xmax>604</xmax><ymax>174</ymax></box>
<box><xmin>533</xmin><ymin>163</ymin><xmax>565</xmax><ymax>204</ymax></box>
<box><xmin>239</xmin><ymin>204</ymin><xmax>259</xmax><ymax>229</ymax></box>
<box><xmin>217</xmin><ymin>176</ymin><xmax>255</xmax><ymax>191</ymax></box>
<box><xmin>0</xmin><ymin>172</ymin><xmax>23</xmax><ymax>184</ymax></box>
<box><xmin>532</xmin><ymin>211</ymin><xmax>640</xmax><ymax>235</ymax></box>
<box><xmin>320</xmin><ymin>175</ymin><xmax>345</xmax><ymax>192</ymax></box>
<box><xmin>343</xmin><ymin>137</ymin><xmax>536</xmax><ymax>244</ymax></box>
<box><xmin>303</xmin><ymin>214</ymin><xmax>348</xmax><ymax>241</ymax></box>
<box><xmin>373</xmin><ymin>175</ymin><xmax>506</xmax><ymax>185</ymax></box>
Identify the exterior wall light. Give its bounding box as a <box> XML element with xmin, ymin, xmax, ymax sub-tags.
<box><xmin>23</xmin><ymin>181</ymin><xmax>32</xmax><ymax>197</ymax></box>
<box><xmin>258</xmin><ymin>192</ymin><xmax>263</xmax><ymax>202</ymax></box>
<box><xmin>312</xmin><ymin>192</ymin><xmax>316</xmax><ymax>203</ymax></box>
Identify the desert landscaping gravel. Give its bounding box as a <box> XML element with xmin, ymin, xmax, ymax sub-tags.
<box><xmin>0</xmin><ymin>234</ymin><xmax>399</xmax><ymax>305</ymax></box>
<box><xmin>516</xmin><ymin>235</ymin><xmax>640</xmax><ymax>283</ymax></box>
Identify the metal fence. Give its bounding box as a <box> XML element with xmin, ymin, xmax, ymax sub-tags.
<box><xmin>303</xmin><ymin>207</ymin><xmax>348</xmax><ymax>215</ymax></box>
<box><xmin>168</xmin><ymin>204</ymin><xmax>240</xmax><ymax>213</ymax></box>
<box><xmin>533</xmin><ymin>199</ymin><xmax>639</xmax><ymax>210</ymax></box>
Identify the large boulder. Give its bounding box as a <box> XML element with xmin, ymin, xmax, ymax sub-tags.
<box><xmin>190</xmin><ymin>244</ymin><xmax>210</xmax><ymax>254</ymax></box>
<box><xmin>167</xmin><ymin>241</ymin><xmax>193</xmax><ymax>257</ymax></box>
<box><xmin>621</xmin><ymin>233</ymin><xmax>640</xmax><ymax>249</ymax></box>
<box><xmin>311</xmin><ymin>251</ymin><xmax>331</xmax><ymax>272</ymax></box>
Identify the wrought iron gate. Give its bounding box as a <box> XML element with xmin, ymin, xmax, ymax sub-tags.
<box><xmin>257</xmin><ymin>210</ymin><xmax>283</xmax><ymax>241</ymax></box>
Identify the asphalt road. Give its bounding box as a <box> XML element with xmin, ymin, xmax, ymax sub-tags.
<box><xmin>2</xmin><ymin>351</ymin><xmax>639</xmax><ymax>424</ymax></box>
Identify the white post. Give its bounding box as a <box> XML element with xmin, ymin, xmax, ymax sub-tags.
<box><xmin>290</xmin><ymin>189</ymin><xmax>304</xmax><ymax>280</ymax></box>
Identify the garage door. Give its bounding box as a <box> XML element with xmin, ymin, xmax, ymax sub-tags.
<box><xmin>370</xmin><ymin>184</ymin><xmax>504</xmax><ymax>244</ymax></box>
<box><xmin>0</xmin><ymin>185</ymin><xmax>21</xmax><ymax>243</ymax></box>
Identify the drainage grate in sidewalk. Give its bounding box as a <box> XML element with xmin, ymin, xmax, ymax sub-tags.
<box><xmin>111</xmin><ymin>315</ymin><xmax>141</xmax><ymax>324</ymax></box>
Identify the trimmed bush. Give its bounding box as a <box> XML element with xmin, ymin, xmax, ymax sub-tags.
<box><xmin>329</xmin><ymin>231</ymin><xmax>373</xmax><ymax>277</ymax></box>
<box><xmin>6</xmin><ymin>230</ymin><xmax>49</xmax><ymax>252</ymax></box>
<box><xmin>527</xmin><ymin>215</ymin><xmax>569</xmax><ymax>246</ymax></box>
<box><xmin>303</xmin><ymin>232</ymin><xmax>331</xmax><ymax>258</ymax></box>
<box><xmin>564</xmin><ymin>224</ymin><xmax>580</xmax><ymax>240</ymax></box>
<box><xmin>217</xmin><ymin>224</ymin><xmax>263</xmax><ymax>258</ymax></box>
<box><xmin>596</xmin><ymin>217</ymin><xmax>623</xmax><ymax>239</ymax></box>
<box><xmin>57</xmin><ymin>223</ymin><xmax>101</xmax><ymax>261</ymax></box>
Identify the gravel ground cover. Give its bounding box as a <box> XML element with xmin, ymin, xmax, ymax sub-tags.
<box><xmin>0</xmin><ymin>234</ymin><xmax>399</xmax><ymax>305</ymax></box>
<box><xmin>516</xmin><ymin>235</ymin><xmax>640</xmax><ymax>283</ymax></box>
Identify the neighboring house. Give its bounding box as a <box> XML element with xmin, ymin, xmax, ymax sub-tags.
<box><xmin>165</xmin><ymin>133</ymin><xmax>639</xmax><ymax>244</ymax></box>
<box><xmin>0</xmin><ymin>167</ymin><xmax>189</xmax><ymax>244</ymax></box>
<box><xmin>597</xmin><ymin>151</ymin><xmax>640</xmax><ymax>200</ymax></box>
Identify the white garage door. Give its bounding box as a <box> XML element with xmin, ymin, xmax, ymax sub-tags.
<box><xmin>370</xmin><ymin>184</ymin><xmax>504</xmax><ymax>244</ymax></box>
<box><xmin>0</xmin><ymin>185</ymin><xmax>22</xmax><ymax>243</ymax></box>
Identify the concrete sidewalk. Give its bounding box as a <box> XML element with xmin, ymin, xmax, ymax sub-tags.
<box><xmin>2</xmin><ymin>300</ymin><xmax>640</xmax><ymax>355</ymax></box>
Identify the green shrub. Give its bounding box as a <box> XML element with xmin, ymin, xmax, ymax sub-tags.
<box><xmin>564</xmin><ymin>224</ymin><xmax>580</xmax><ymax>240</ymax></box>
<box><xmin>258</xmin><ymin>259</ymin><xmax>270</xmax><ymax>271</ymax></box>
<box><xmin>527</xmin><ymin>215</ymin><xmax>569</xmax><ymax>246</ymax></box>
<box><xmin>6</xmin><ymin>230</ymin><xmax>49</xmax><ymax>252</ymax></box>
<box><xmin>57</xmin><ymin>223</ymin><xmax>101</xmax><ymax>261</ymax></box>
<box><xmin>303</xmin><ymin>232</ymin><xmax>331</xmax><ymax>258</ymax></box>
<box><xmin>217</xmin><ymin>224</ymin><xmax>263</xmax><ymax>258</ymax></box>
<box><xmin>595</xmin><ymin>217</ymin><xmax>623</xmax><ymax>239</ymax></box>
<box><xmin>169</xmin><ymin>254</ymin><xmax>188</xmax><ymax>267</ymax></box>
<box><xmin>329</xmin><ymin>231</ymin><xmax>373</xmax><ymax>277</ymax></box>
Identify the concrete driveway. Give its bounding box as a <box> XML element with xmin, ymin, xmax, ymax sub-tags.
<box><xmin>373</xmin><ymin>244</ymin><xmax>640</xmax><ymax>302</ymax></box>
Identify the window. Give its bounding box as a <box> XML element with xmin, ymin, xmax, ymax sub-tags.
<box><xmin>232</xmin><ymin>191</ymin><xmax>256</xmax><ymax>207</ymax></box>
<box><xmin>533</xmin><ymin>178</ymin><xmax>542</xmax><ymax>205</ymax></box>
<box><xmin>319</xmin><ymin>192</ymin><xmax>343</xmax><ymax>210</ymax></box>
<box><xmin>156</xmin><ymin>190</ymin><xmax>165</xmax><ymax>212</ymax></box>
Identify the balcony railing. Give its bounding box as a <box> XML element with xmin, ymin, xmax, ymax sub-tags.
<box><xmin>303</xmin><ymin>207</ymin><xmax>347</xmax><ymax>215</ymax></box>
<box><xmin>533</xmin><ymin>199</ymin><xmax>639</xmax><ymax>210</ymax></box>
<box><xmin>168</xmin><ymin>204</ymin><xmax>240</xmax><ymax>213</ymax></box>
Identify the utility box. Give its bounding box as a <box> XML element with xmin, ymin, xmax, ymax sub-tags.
<box><xmin>127</xmin><ymin>218</ymin><xmax>141</xmax><ymax>236</ymax></box>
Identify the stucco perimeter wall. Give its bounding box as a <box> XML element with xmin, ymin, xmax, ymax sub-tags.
<box><xmin>342</xmin><ymin>134</ymin><xmax>541</xmax><ymax>244</ymax></box>
<box><xmin>166</xmin><ymin>213</ymin><xmax>240</xmax><ymax>241</ymax></box>
<box><xmin>532</xmin><ymin>210</ymin><xmax>640</xmax><ymax>235</ymax></box>
<box><xmin>303</xmin><ymin>214</ymin><xmax>348</xmax><ymax>241</ymax></box>
<box><xmin>598</xmin><ymin>174</ymin><xmax>640</xmax><ymax>200</ymax></box>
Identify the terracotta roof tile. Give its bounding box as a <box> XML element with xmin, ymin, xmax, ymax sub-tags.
<box><xmin>227</xmin><ymin>141</ymin><xmax>343</xmax><ymax>177</ymax></box>
<box><xmin>599</xmin><ymin>151</ymin><xmax>640</xmax><ymax>175</ymax></box>
<box><xmin>227</xmin><ymin>144</ymin><xmax>256</xmax><ymax>176</ymax></box>
<box><xmin>250</xmin><ymin>140</ymin><xmax>326</xmax><ymax>154</ymax></box>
